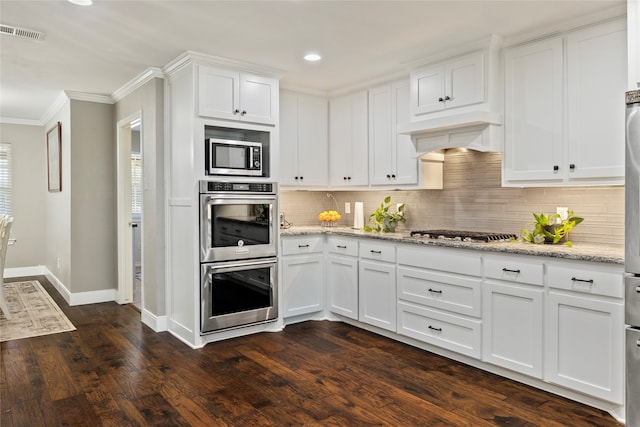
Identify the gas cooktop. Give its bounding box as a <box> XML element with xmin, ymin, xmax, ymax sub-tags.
<box><xmin>409</xmin><ymin>229</ymin><xmax>517</xmax><ymax>243</ymax></box>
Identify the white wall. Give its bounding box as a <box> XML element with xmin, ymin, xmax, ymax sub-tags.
<box><xmin>44</xmin><ymin>101</ymin><xmax>72</xmax><ymax>286</ymax></box>
<box><xmin>0</xmin><ymin>123</ymin><xmax>47</xmax><ymax>268</ymax></box>
<box><xmin>115</xmin><ymin>77</ymin><xmax>166</xmax><ymax>317</ymax></box>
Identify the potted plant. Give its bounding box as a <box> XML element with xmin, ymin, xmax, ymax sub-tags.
<box><xmin>364</xmin><ymin>196</ymin><xmax>406</xmax><ymax>233</ymax></box>
<box><xmin>520</xmin><ymin>210</ymin><xmax>584</xmax><ymax>247</ymax></box>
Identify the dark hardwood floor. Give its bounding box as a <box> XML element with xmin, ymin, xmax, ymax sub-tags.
<box><xmin>1</xmin><ymin>276</ymin><xmax>622</xmax><ymax>426</ymax></box>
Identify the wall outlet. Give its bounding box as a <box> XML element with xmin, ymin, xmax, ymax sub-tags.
<box><xmin>345</xmin><ymin>202</ymin><xmax>351</xmax><ymax>214</ymax></box>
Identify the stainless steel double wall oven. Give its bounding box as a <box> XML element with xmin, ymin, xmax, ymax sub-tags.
<box><xmin>199</xmin><ymin>180</ymin><xmax>278</xmax><ymax>333</ymax></box>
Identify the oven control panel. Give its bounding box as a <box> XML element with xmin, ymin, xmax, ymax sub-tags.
<box><xmin>200</xmin><ymin>181</ymin><xmax>275</xmax><ymax>193</ymax></box>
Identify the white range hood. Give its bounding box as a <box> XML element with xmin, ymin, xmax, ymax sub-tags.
<box><xmin>398</xmin><ymin>111</ymin><xmax>503</xmax><ymax>154</ymax></box>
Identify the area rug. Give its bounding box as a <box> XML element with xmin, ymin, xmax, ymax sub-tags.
<box><xmin>0</xmin><ymin>280</ymin><xmax>76</xmax><ymax>342</ymax></box>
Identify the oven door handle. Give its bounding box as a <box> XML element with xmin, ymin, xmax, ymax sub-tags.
<box><xmin>206</xmin><ymin>258</ymin><xmax>277</xmax><ymax>272</ymax></box>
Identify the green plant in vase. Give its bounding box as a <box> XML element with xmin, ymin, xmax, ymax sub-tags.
<box><xmin>520</xmin><ymin>210</ymin><xmax>584</xmax><ymax>247</ymax></box>
<box><xmin>364</xmin><ymin>196</ymin><xmax>406</xmax><ymax>233</ymax></box>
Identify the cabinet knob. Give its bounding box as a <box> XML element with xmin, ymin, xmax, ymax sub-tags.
<box><xmin>348</xmin><ymin>176</ymin><xmax>352</xmax><ymax>180</ymax></box>
<box><xmin>569</xmin><ymin>164</ymin><xmax>576</xmax><ymax>170</ymax></box>
<box><xmin>234</xmin><ymin>109</ymin><xmax>240</xmax><ymax>114</ymax></box>
<box><xmin>386</xmin><ymin>174</ymin><xmax>391</xmax><ymax>179</ymax></box>
<box><xmin>294</xmin><ymin>176</ymin><xmax>299</xmax><ymax>180</ymax></box>
<box><xmin>300</xmin><ymin>176</ymin><xmax>303</xmax><ymax>180</ymax></box>
<box><xmin>391</xmin><ymin>174</ymin><xmax>396</xmax><ymax>179</ymax></box>
<box><xmin>444</xmin><ymin>96</ymin><xmax>451</xmax><ymax>101</ymax></box>
<box><xmin>553</xmin><ymin>165</ymin><xmax>559</xmax><ymax>172</ymax></box>
<box><xmin>343</xmin><ymin>176</ymin><xmax>347</xmax><ymax>180</ymax></box>
<box><xmin>241</xmin><ymin>110</ymin><xmax>247</xmax><ymax>116</ymax></box>
<box><xmin>438</xmin><ymin>97</ymin><xmax>444</xmax><ymax>102</ymax></box>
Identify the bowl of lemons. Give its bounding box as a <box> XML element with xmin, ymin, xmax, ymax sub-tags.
<box><xmin>318</xmin><ymin>210</ymin><xmax>341</xmax><ymax>227</ymax></box>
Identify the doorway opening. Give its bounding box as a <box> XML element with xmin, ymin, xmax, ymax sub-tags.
<box><xmin>117</xmin><ymin>113</ymin><xmax>143</xmax><ymax>310</ymax></box>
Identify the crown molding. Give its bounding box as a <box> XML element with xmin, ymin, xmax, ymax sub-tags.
<box><xmin>163</xmin><ymin>50</ymin><xmax>285</xmax><ymax>78</ymax></box>
<box><xmin>39</xmin><ymin>91</ymin><xmax>69</xmax><ymax>126</ymax></box>
<box><xmin>112</xmin><ymin>67</ymin><xmax>165</xmax><ymax>102</ymax></box>
<box><xmin>0</xmin><ymin>117</ymin><xmax>43</xmax><ymax>126</ymax></box>
<box><xmin>64</xmin><ymin>90</ymin><xmax>114</xmax><ymax>104</ymax></box>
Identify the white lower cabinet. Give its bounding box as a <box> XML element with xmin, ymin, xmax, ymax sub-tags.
<box><xmin>483</xmin><ymin>282</ymin><xmax>543</xmax><ymax>377</ymax></box>
<box><xmin>396</xmin><ymin>245</ymin><xmax>483</xmax><ymax>359</ymax></box>
<box><xmin>326</xmin><ymin>237</ymin><xmax>359</xmax><ymax>320</ymax></box>
<box><xmin>397</xmin><ymin>301</ymin><xmax>482</xmax><ymax>359</ymax></box>
<box><xmin>359</xmin><ymin>241</ymin><xmax>396</xmax><ymax>331</ymax></box>
<box><xmin>281</xmin><ymin>236</ymin><xmax>325</xmax><ymax>318</ymax></box>
<box><xmin>546</xmin><ymin>262</ymin><xmax>624</xmax><ymax>403</ymax></box>
<box><xmin>482</xmin><ymin>255</ymin><xmax>544</xmax><ymax>378</ymax></box>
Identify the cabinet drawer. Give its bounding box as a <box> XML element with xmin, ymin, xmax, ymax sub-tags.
<box><xmin>282</xmin><ymin>236</ymin><xmax>323</xmax><ymax>255</ymax></box>
<box><xmin>398</xmin><ymin>245</ymin><xmax>482</xmax><ymax>277</ymax></box>
<box><xmin>547</xmin><ymin>262</ymin><xmax>623</xmax><ymax>298</ymax></box>
<box><xmin>327</xmin><ymin>236</ymin><xmax>358</xmax><ymax>257</ymax></box>
<box><xmin>397</xmin><ymin>266</ymin><xmax>481</xmax><ymax>317</ymax></box>
<box><xmin>397</xmin><ymin>301</ymin><xmax>482</xmax><ymax>359</ymax></box>
<box><xmin>485</xmin><ymin>255</ymin><xmax>543</xmax><ymax>286</ymax></box>
<box><xmin>359</xmin><ymin>241</ymin><xmax>396</xmax><ymax>263</ymax></box>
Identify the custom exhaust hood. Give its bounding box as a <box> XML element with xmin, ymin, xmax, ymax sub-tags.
<box><xmin>399</xmin><ymin>34</ymin><xmax>504</xmax><ymax>155</ymax></box>
<box><xmin>398</xmin><ymin>111</ymin><xmax>503</xmax><ymax>154</ymax></box>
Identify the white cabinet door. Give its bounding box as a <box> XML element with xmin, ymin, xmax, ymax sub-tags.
<box><xmin>369</xmin><ymin>81</ymin><xmax>418</xmax><ymax>186</ymax></box>
<box><xmin>329</xmin><ymin>91</ymin><xmax>369</xmax><ymax>186</ymax></box>
<box><xmin>482</xmin><ymin>282</ymin><xmax>543</xmax><ymax>378</ymax></box>
<box><xmin>198</xmin><ymin>65</ymin><xmax>277</xmax><ymax>125</ymax></box>
<box><xmin>445</xmin><ymin>52</ymin><xmax>485</xmax><ymax>110</ymax></box>
<box><xmin>282</xmin><ymin>254</ymin><xmax>325</xmax><ymax>318</ymax></box>
<box><xmin>198</xmin><ymin>66</ymin><xmax>240</xmax><ymax>121</ymax></box>
<box><xmin>546</xmin><ymin>291</ymin><xmax>624</xmax><ymax>403</ymax></box>
<box><xmin>392</xmin><ymin>81</ymin><xmax>418</xmax><ymax>185</ymax></box>
<box><xmin>368</xmin><ymin>84</ymin><xmax>394</xmax><ymax>185</ymax></box>
<box><xmin>503</xmin><ymin>37</ymin><xmax>564</xmax><ymax>184</ymax></box>
<box><xmin>327</xmin><ymin>254</ymin><xmax>358</xmax><ymax>320</ymax></box>
<box><xmin>279</xmin><ymin>91</ymin><xmax>300</xmax><ymax>186</ymax></box>
<box><xmin>411</xmin><ymin>64</ymin><xmax>446</xmax><ymax>115</ymax></box>
<box><xmin>239</xmin><ymin>73</ymin><xmax>277</xmax><ymax>125</ymax></box>
<box><xmin>279</xmin><ymin>91</ymin><xmax>328</xmax><ymax>186</ymax></box>
<box><xmin>359</xmin><ymin>260</ymin><xmax>396</xmax><ymax>331</ymax></box>
<box><xmin>410</xmin><ymin>51</ymin><xmax>485</xmax><ymax>118</ymax></box>
<box><xmin>566</xmin><ymin>19</ymin><xmax>626</xmax><ymax>183</ymax></box>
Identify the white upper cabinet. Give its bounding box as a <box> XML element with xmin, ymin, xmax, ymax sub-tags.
<box><xmin>503</xmin><ymin>37</ymin><xmax>564</xmax><ymax>183</ymax></box>
<box><xmin>411</xmin><ymin>51</ymin><xmax>485</xmax><ymax>118</ymax></box>
<box><xmin>566</xmin><ymin>19</ymin><xmax>627</xmax><ymax>183</ymax></box>
<box><xmin>503</xmin><ymin>18</ymin><xmax>627</xmax><ymax>187</ymax></box>
<box><xmin>369</xmin><ymin>80</ymin><xmax>418</xmax><ymax>186</ymax></box>
<box><xmin>279</xmin><ymin>91</ymin><xmax>328</xmax><ymax>187</ymax></box>
<box><xmin>198</xmin><ymin>64</ymin><xmax>278</xmax><ymax>125</ymax></box>
<box><xmin>329</xmin><ymin>91</ymin><xmax>369</xmax><ymax>186</ymax></box>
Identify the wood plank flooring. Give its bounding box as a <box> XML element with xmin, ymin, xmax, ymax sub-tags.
<box><xmin>1</xmin><ymin>276</ymin><xmax>622</xmax><ymax>426</ymax></box>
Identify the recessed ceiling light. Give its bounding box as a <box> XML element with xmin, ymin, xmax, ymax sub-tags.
<box><xmin>68</xmin><ymin>0</ymin><xmax>93</xmax><ymax>5</ymax></box>
<box><xmin>304</xmin><ymin>53</ymin><xmax>322</xmax><ymax>62</ymax></box>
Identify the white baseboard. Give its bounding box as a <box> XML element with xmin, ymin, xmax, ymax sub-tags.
<box><xmin>141</xmin><ymin>308</ymin><xmax>168</xmax><ymax>332</ymax></box>
<box><xmin>4</xmin><ymin>265</ymin><xmax>49</xmax><ymax>278</ymax></box>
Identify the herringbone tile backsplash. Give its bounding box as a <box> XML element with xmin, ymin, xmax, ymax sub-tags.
<box><xmin>280</xmin><ymin>150</ymin><xmax>624</xmax><ymax>247</ymax></box>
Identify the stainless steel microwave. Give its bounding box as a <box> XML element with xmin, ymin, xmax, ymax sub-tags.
<box><xmin>206</xmin><ymin>138</ymin><xmax>262</xmax><ymax>176</ymax></box>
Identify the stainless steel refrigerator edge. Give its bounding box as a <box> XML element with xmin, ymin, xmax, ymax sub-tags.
<box><xmin>625</xmin><ymin>89</ymin><xmax>640</xmax><ymax>427</ymax></box>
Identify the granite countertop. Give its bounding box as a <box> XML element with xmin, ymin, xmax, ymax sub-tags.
<box><xmin>280</xmin><ymin>225</ymin><xmax>624</xmax><ymax>265</ymax></box>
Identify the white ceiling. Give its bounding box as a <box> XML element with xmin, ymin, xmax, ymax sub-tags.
<box><xmin>0</xmin><ymin>0</ymin><xmax>626</xmax><ymax>124</ymax></box>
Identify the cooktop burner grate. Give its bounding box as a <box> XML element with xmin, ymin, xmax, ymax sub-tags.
<box><xmin>409</xmin><ymin>229</ymin><xmax>517</xmax><ymax>242</ymax></box>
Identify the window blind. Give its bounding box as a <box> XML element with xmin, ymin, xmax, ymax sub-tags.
<box><xmin>131</xmin><ymin>153</ymin><xmax>142</xmax><ymax>214</ymax></box>
<box><xmin>0</xmin><ymin>143</ymin><xmax>12</xmax><ymax>215</ymax></box>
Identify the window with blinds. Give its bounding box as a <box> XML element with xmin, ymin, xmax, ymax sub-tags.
<box><xmin>131</xmin><ymin>153</ymin><xmax>142</xmax><ymax>214</ymax></box>
<box><xmin>0</xmin><ymin>143</ymin><xmax>12</xmax><ymax>215</ymax></box>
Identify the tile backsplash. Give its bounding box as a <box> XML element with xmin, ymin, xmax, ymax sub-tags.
<box><xmin>280</xmin><ymin>150</ymin><xmax>624</xmax><ymax>247</ymax></box>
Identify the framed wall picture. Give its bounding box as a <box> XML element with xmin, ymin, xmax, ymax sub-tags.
<box><xmin>46</xmin><ymin>121</ymin><xmax>62</xmax><ymax>192</ymax></box>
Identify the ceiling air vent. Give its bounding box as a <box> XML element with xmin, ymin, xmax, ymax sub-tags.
<box><xmin>0</xmin><ymin>24</ymin><xmax>45</xmax><ymax>40</ymax></box>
